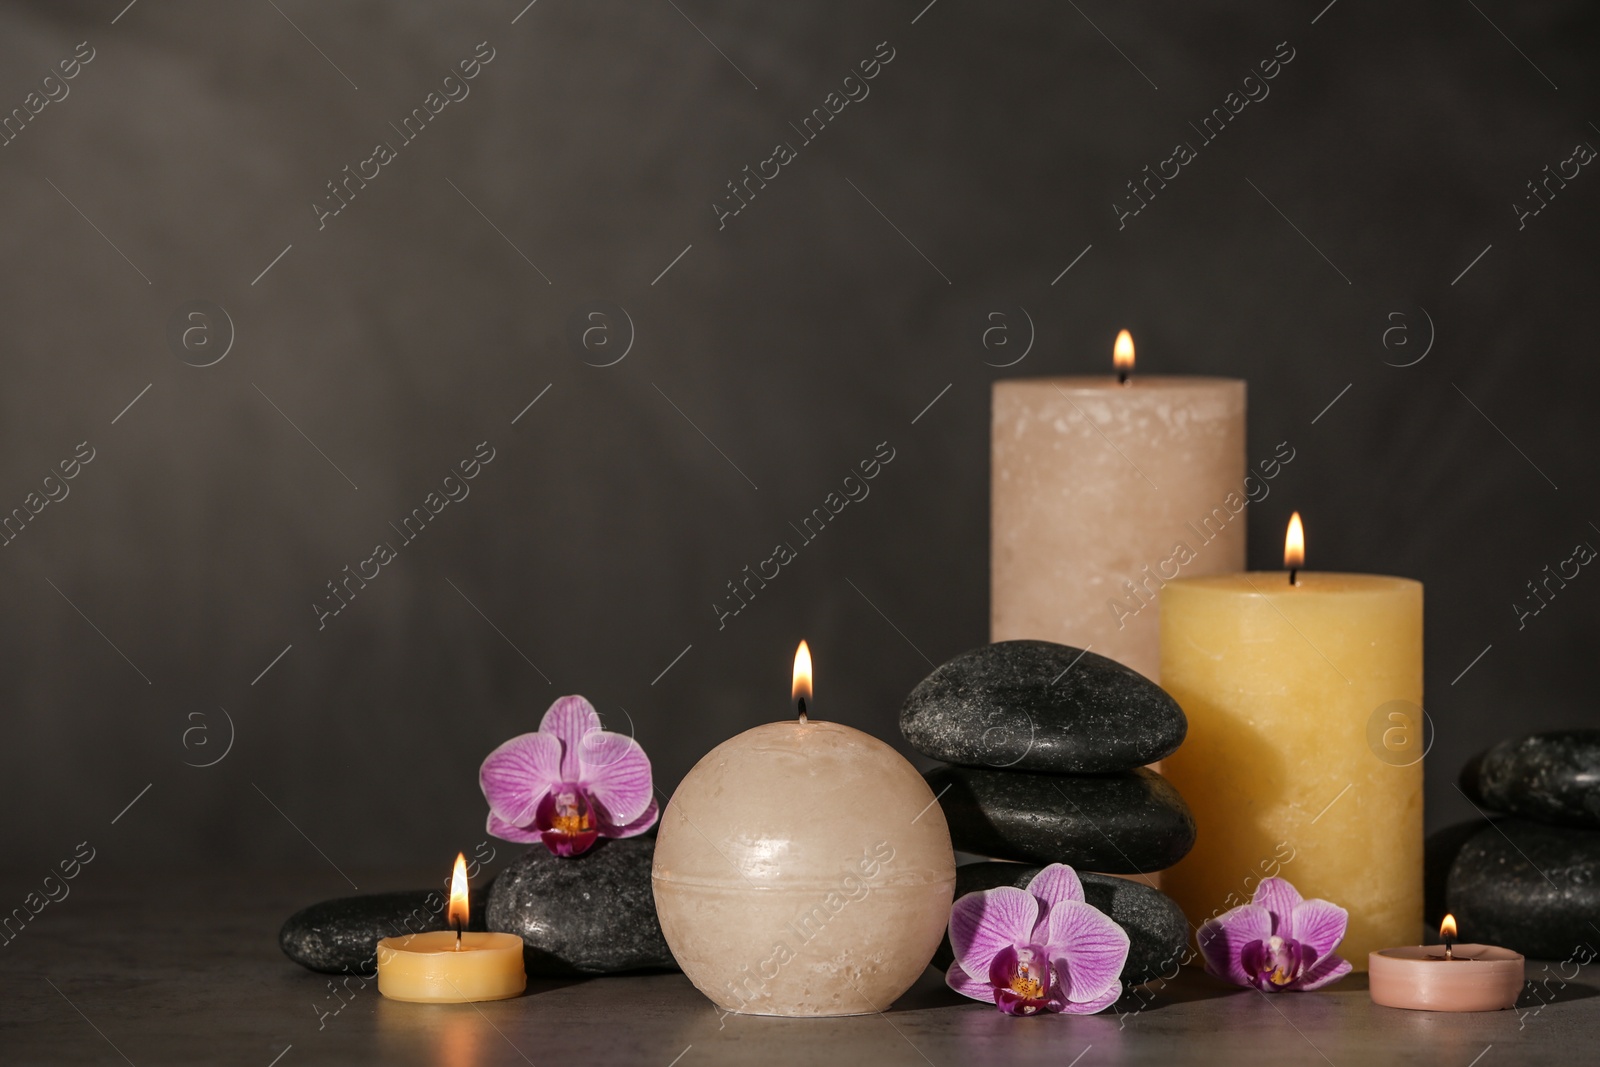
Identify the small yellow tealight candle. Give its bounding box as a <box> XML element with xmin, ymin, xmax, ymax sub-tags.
<box><xmin>376</xmin><ymin>854</ymin><xmax>525</xmax><ymax>1003</ymax></box>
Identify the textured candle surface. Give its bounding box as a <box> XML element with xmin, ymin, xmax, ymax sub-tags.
<box><xmin>652</xmin><ymin>720</ymin><xmax>955</xmax><ymax>1017</ymax></box>
<box><xmin>375</xmin><ymin>931</ymin><xmax>526</xmax><ymax>1003</ymax></box>
<box><xmin>992</xmin><ymin>376</ymin><xmax>1246</xmax><ymax>680</ymax></box>
<box><xmin>1160</xmin><ymin>572</ymin><xmax>1424</xmax><ymax>969</ymax></box>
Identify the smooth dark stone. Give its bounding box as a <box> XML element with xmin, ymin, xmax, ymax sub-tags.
<box><xmin>1425</xmin><ymin>819</ymin><xmax>1496</xmax><ymax>928</ymax></box>
<box><xmin>901</xmin><ymin>640</ymin><xmax>1186</xmax><ymax>774</ymax></box>
<box><xmin>279</xmin><ymin>888</ymin><xmax>489</xmax><ymax>975</ymax></box>
<box><xmin>925</xmin><ymin>764</ymin><xmax>1196</xmax><ymax>872</ymax></box>
<box><xmin>932</xmin><ymin>862</ymin><xmax>1189</xmax><ymax>985</ymax></box>
<box><xmin>1446</xmin><ymin>818</ymin><xmax>1600</xmax><ymax>959</ymax></box>
<box><xmin>486</xmin><ymin>838</ymin><xmax>676</xmax><ymax>975</ymax></box>
<box><xmin>1460</xmin><ymin>730</ymin><xmax>1600</xmax><ymax>829</ymax></box>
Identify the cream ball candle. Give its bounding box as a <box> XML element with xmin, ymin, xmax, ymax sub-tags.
<box><xmin>652</xmin><ymin>642</ymin><xmax>956</xmax><ymax>1017</ymax></box>
<box><xmin>1161</xmin><ymin>514</ymin><xmax>1424</xmax><ymax>968</ymax></box>
<box><xmin>376</xmin><ymin>854</ymin><xmax>525</xmax><ymax>1003</ymax></box>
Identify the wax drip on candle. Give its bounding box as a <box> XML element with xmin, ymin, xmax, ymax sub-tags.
<box><xmin>1114</xmin><ymin>329</ymin><xmax>1134</xmax><ymax>386</ymax></box>
<box><xmin>792</xmin><ymin>640</ymin><xmax>812</xmax><ymax>723</ymax></box>
<box><xmin>448</xmin><ymin>852</ymin><xmax>470</xmax><ymax>950</ymax></box>
<box><xmin>1285</xmin><ymin>511</ymin><xmax>1305</xmax><ymax>587</ymax></box>
<box><xmin>1441</xmin><ymin>913</ymin><xmax>1456</xmax><ymax>961</ymax></box>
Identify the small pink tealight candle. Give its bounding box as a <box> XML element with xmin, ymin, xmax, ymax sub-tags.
<box><xmin>1369</xmin><ymin>915</ymin><xmax>1524</xmax><ymax>1012</ymax></box>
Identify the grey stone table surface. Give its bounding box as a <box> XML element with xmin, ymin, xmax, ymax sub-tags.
<box><xmin>2</xmin><ymin>867</ymin><xmax>1597</xmax><ymax>1066</ymax></box>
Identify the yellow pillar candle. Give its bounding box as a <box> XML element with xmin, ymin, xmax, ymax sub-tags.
<box><xmin>992</xmin><ymin>331</ymin><xmax>1247</xmax><ymax>680</ymax></box>
<box><xmin>1160</xmin><ymin>514</ymin><xmax>1424</xmax><ymax>969</ymax></box>
<box><xmin>376</xmin><ymin>854</ymin><xmax>526</xmax><ymax>1003</ymax></box>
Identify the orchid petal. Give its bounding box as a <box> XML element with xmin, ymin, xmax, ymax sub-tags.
<box><xmin>1288</xmin><ymin>899</ymin><xmax>1348</xmax><ymax>957</ymax></box>
<box><xmin>578</xmin><ymin>730</ymin><xmax>654</xmax><ymax>824</ymax></box>
<box><xmin>950</xmin><ymin>887</ymin><xmax>1040</xmax><ymax>981</ymax></box>
<box><xmin>1294</xmin><ymin>953</ymin><xmax>1352</xmax><ymax>991</ymax></box>
<box><xmin>945</xmin><ymin>961</ymin><xmax>997</xmax><ymax>1004</ymax></box>
<box><xmin>1044</xmin><ymin>900</ymin><xmax>1129</xmax><ymax>1003</ymax></box>
<box><xmin>485</xmin><ymin>809</ymin><xmax>544</xmax><ymax>843</ymax></box>
<box><xmin>479</xmin><ymin>732</ymin><xmax>561</xmax><ymax>824</ymax></box>
<box><xmin>1055</xmin><ymin>974</ymin><xmax>1122</xmax><ymax>1014</ymax></box>
<box><xmin>1253</xmin><ymin>877</ymin><xmax>1303</xmax><ymax>934</ymax></box>
<box><xmin>1197</xmin><ymin>903</ymin><xmax>1272</xmax><ymax>987</ymax></box>
<box><xmin>600</xmin><ymin>797</ymin><xmax>659</xmax><ymax>838</ymax></box>
<box><xmin>541</xmin><ymin>695</ymin><xmax>601</xmax><ymax>779</ymax></box>
<box><xmin>1026</xmin><ymin>863</ymin><xmax>1085</xmax><ymax>913</ymax></box>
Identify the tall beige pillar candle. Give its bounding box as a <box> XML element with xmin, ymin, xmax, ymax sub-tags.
<box><xmin>992</xmin><ymin>332</ymin><xmax>1247</xmax><ymax>680</ymax></box>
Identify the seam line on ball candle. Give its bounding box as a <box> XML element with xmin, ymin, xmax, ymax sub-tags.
<box><xmin>1049</xmin><ymin>385</ymin><xmax>1160</xmax><ymax>489</ymax></box>
<box><xmin>1236</xmin><ymin>575</ymin><xmax>1350</xmax><ymax>683</ymax></box>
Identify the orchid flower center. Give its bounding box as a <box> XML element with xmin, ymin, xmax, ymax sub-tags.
<box><xmin>550</xmin><ymin>788</ymin><xmax>593</xmax><ymax>836</ymax></box>
<box><xmin>988</xmin><ymin>943</ymin><xmax>1056</xmax><ymax>1015</ymax></box>
<box><xmin>1249</xmin><ymin>934</ymin><xmax>1309</xmax><ymax>988</ymax></box>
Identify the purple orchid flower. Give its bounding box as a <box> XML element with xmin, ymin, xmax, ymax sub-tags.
<box><xmin>479</xmin><ymin>695</ymin><xmax>657</xmax><ymax>857</ymax></box>
<box><xmin>947</xmin><ymin>863</ymin><xmax>1130</xmax><ymax>1016</ymax></box>
<box><xmin>1197</xmin><ymin>876</ymin><xmax>1351</xmax><ymax>992</ymax></box>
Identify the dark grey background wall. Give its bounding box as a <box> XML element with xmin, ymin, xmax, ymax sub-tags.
<box><xmin>2</xmin><ymin>0</ymin><xmax>1596</xmax><ymax>882</ymax></box>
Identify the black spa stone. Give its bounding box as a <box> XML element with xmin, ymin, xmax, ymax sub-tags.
<box><xmin>1446</xmin><ymin>818</ymin><xmax>1600</xmax><ymax>960</ymax></box>
<box><xmin>932</xmin><ymin>862</ymin><xmax>1189</xmax><ymax>985</ymax></box>
<box><xmin>486</xmin><ymin>837</ymin><xmax>675</xmax><ymax>975</ymax></box>
<box><xmin>1460</xmin><ymin>730</ymin><xmax>1600</xmax><ymax>829</ymax></box>
<box><xmin>279</xmin><ymin>888</ymin><xmax>489</xmax><ymax>975</ymax></box>
<box><xmin>900</xmin><ymin>640</ymin><xmax>1186</xmax><ymax>774</ymax></box>
<box><xmin>924</xmin><ymin>764</ymin><xmax>1196</xmax><ymax>872</ymax></box>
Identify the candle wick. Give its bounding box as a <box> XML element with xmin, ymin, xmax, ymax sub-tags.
<box><xmin>796</xmin><ymin>697</ymin><xmax>808</xmax><ymax>724</ymax></box>
<box><xmin>1289</xmin><ymin>569</ymin><xmax>1298</xmax><ymax>587</ymax></box>
<box><xmin>455</xmin><ymin>918</ymin><xmax>462</xmax><ymax>950</ymax></box>
<box><xmin>1117</xmin><ymin>370</ymin><xmax>1130</xmax><ymax>386</ymax></box>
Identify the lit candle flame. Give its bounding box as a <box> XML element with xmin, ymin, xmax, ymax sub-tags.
<box><xmin>1114</xmin><ymin>330</ymin><xmax>1135</xmax><ymax>383</ymax></box>
<box><xmin>448</xmin><ymin>852</ymin><xmax>470</xmax><ymax>939</ymax></box>
<box><xmin>1284</xmin><ymin>511</ymin><xmax>1305</xmax><ymax>573</ymax></box>
<box><xmin>1440</xmin><ymin>914</ymin><xmax>1457</xmax><ymax>941</ymax></box>
<box><xmin>792</xmin><ymin>640</ymin><xmax>813</xmax><ymax>722</ymax></box>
